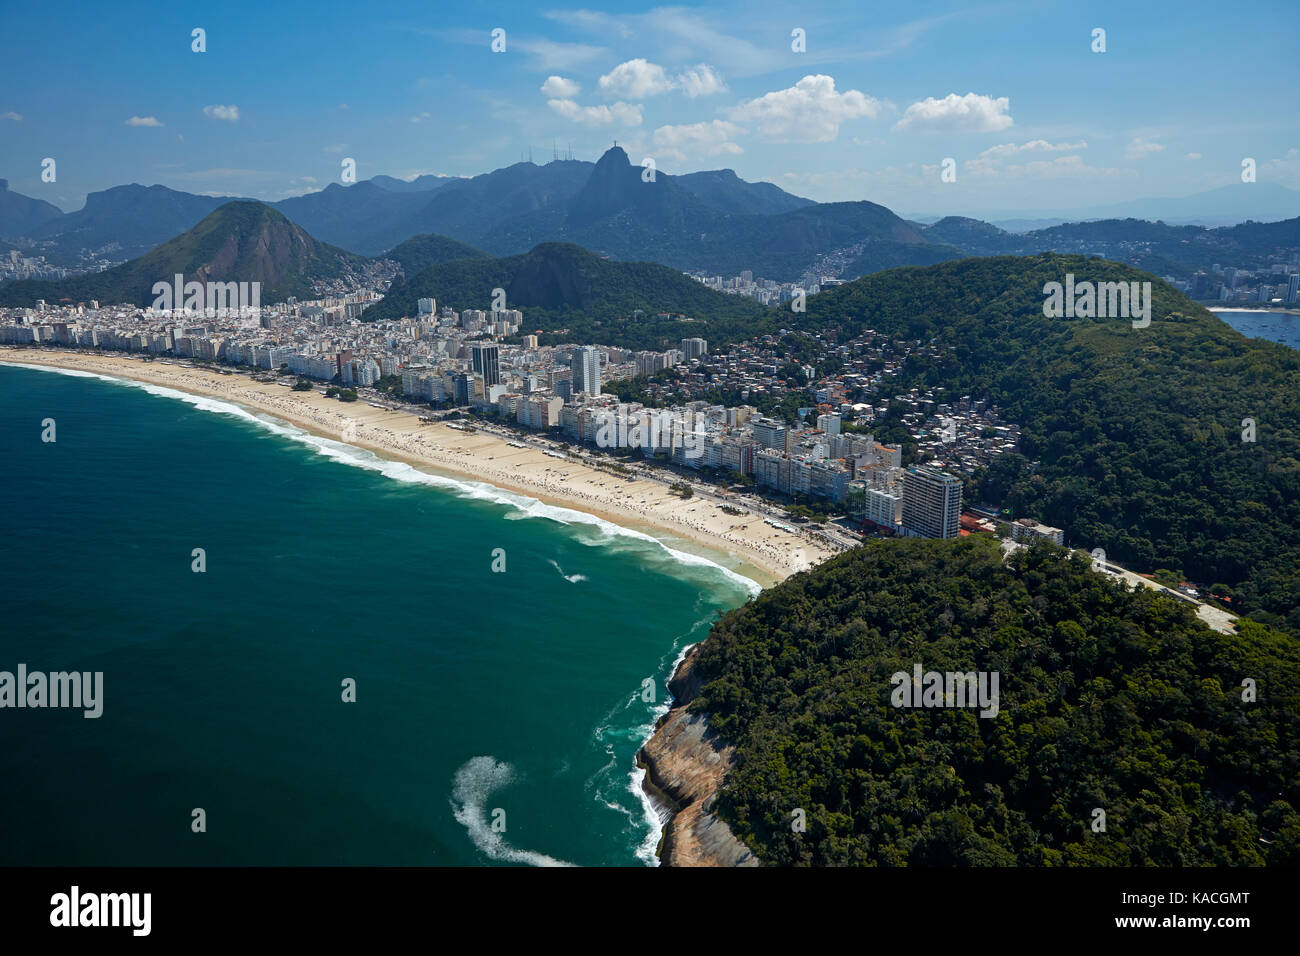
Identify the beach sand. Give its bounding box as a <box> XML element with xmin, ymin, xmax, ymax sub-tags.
<box><xmin>2</xmin><ymin>348</ymin><xmax>842</xmax><ymax>586</ymax></box>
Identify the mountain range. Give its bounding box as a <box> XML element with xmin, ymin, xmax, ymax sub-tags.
<box><xmin>909</xmin><ymin>182</ymin><xmax>1300</xmax><ymax>230</ymax></box>
<box><xmin>2</xmin><ymin>147</ymin><xmax>1298</xmax><ymax>294</ymax></box>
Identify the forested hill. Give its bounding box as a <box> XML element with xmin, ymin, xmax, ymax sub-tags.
<box><xmin>690</xmin><ymin>536</ymin><xmax>1300</xmax><ymax>866</ymax></box>
<box><xmin>363</xmin><ymin>241</ymin><xmax>766</xmax><ymax>348</ymax></box>
<box><xmin>790</xmin><ymin>254</ymin><xmax>1300</xmax><ymax>632</ymax></box>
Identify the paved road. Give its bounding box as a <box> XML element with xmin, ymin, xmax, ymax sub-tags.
<box><xmin>1001</xmin><ymin>539</ymin><xmax>1238</xmax><ymax>634</ymax></box>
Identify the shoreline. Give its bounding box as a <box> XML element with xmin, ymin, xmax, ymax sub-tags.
<box><xmin>0</xmin><ymin>348</ymin><xmax>841</xmax><ymax>587</ymax></box>
<box><xmin>637</xmin><ymin>644</ymin><xmax>756</xmax><ymax>866</ymax></box>
<box><xmin>1208</xmin><ymin>306</ymin><xmax>1300</xmax><ymax>317</ymax></box>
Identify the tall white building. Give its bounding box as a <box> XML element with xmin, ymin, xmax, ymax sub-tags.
<box><xmin>817</xmin><ymin>412</ymin><xmax>841</xmax><ymax>436</ymax></box>
<box><xmin>681</xmin><ymin>337</ymin><xmax>708</xmax><ymax>360</ymax></box>
<box><xmin>571</xmin><ymin>346</ymin><xmax>601</xmax><ymax>396</ymax></box>
<box><xmin>901</xmin><ymin>467</ymin><xmax>962</xmax><ymax>539</ymax></box>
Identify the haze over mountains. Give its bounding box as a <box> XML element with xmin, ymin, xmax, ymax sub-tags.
<box><xmin>2</xmin><ymin>147</ymin><xmax>1298</xmax><ymax>295</ymax></box>
<box><xmin>913</xmin><ymin>182</ymin><xmax>1300</xmax><ymax>232</ymax></box>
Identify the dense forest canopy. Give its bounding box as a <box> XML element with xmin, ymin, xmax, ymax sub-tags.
<box><xmin>691</xmin><ymin>536</ymin><xmax>1300</xmax><ymax>866</ymax></box>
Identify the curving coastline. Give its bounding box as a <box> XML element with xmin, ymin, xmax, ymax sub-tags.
<box><xmin>0</xmin><ymin>348</ymin><xmax>839</xmax><ymax>586</ymax></box>
<box><xmin>638</xmin><ymin>644</ymin><xmax>757</xmax><ymax>867</ymax></box>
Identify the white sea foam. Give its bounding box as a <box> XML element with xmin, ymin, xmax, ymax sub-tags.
<box><xmin>449</xmin><ymin>757</ymin><xmax>576</xmax><ymax>867</ymax></box>
<box><xmin>2</xmin><ymin>360</ymin><xmax>762</xmax><ymax>597</ymax></box>
<box><xmin>628</xmin><ymin>638</ymin><xmax>702</xmax><ymax>866</ymax></box>
<box><xmin>547</xmin><ymin>559</ymin><xmax>587</xmax><ymax>584</ymax></box>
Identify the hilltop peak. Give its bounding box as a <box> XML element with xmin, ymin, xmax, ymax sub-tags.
<box><xmin>595</xmin><ymin>145</ymin><xmax>631</xmax><ymax>168</ymax></box>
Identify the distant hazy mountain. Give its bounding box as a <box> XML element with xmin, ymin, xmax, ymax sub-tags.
<box><xmin>271</xmin><ymin>182</ymin><xmax>424</xmax><ymax>254</ymax></box>
<box><xmin>919</xmin><ymin>215</ymin><xmax>1300</xmax><ymax>276</ymax></box>
<box><xmin>672</xmin><ymin>168</ymin><xmax>815</xmax><ymax>216</ymax></box>
<box><xmin>25</xmin><ymin>184</ymin><xmax>240</xmax><ymax>259</ymax></box>
<box><xmin>367</xmin><ymin>174</ymin><xmax>459</xmax><ymax>193</ymax></box>
<box><xmin>380</xmin><ymin>233</ymin><xmax>490</xmax><ymax>276</ymax></box>
<box><xmin>1074</xmin><ymin>182</ymin><xmax>1300</xmax><ymax>227</ymax></box>
<box><xmin>913</xmin><ymin>182</ymin><xmax>1300</xmax><ymax>230</ymax></box>
<box><xmin>0</xmin><ymin>179</ymin><xmax>65</xmax><ymax>239</ymax></box>
<box><xmin>384</xmin><ymin>159</ymin><xmax>597</xmax><ymax>255</ymax></box>
<box><xmin>310</xmin><ymin>149</ymin><xmax>824</xmax><ymax>267</ymax></box>
<box><xmin>6</xmin><ymin>156</ymin><xmax>1298</xmax><ymax>287</ymax></box>
<box><xmin>0</xmin><ymin>202</ymin><xmax>366</xmax><ymax>307</ymax></box>
<box><xmin>475</xmin><ymin>147</ymin><xmax>948</xmax><ymax>279</ymax></box>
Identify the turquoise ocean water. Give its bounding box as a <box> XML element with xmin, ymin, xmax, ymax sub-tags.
<box><xmin>0</xmin><ymin>362</ymin><xmax>757</xmax><ymax>866</ymax></box>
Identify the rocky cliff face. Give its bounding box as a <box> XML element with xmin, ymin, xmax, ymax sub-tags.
<box><xmin>638</xmin><ymin>646</ymin><xmax>757</xmax><ymax>867</ymax></box>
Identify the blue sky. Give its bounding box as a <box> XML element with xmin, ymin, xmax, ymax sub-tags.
<box><xmin>2</xmin><ymin>0</ymin><xmax>1296</xmax><ymax>216</ymax></box>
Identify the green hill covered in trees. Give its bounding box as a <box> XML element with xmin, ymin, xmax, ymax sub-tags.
<box><xmin>689</xmin><ymin>536</ymin><xmax>1300</xmax><ymax>866</ymax></box>
<box><xmin>0</xmin><ymin>202</ymin><xmax>366</xmax><ymax>306</ymax></box>
<box><xmin>363</xmin><ymin>241</ymin><xmax>766</xmax><ymax>349</ymax></box>
<box><xmin>788</xmin><ymin>254</ymin><xmax>1300</xmax><ymax>632</ymax></box>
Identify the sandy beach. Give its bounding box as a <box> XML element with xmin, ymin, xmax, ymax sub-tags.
<box><xmin>2</xmin><ymin>348</ymin><xmax>841</xmax><ymax>585</ymax></box>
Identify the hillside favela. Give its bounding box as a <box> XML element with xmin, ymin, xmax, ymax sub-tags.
<box><xmin>1</xmin><ymin>0</ymin><xmax>1295</xmax><ymax>941</ymax></box>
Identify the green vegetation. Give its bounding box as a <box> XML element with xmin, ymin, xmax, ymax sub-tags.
<box><xmin>669</xmin><ymin>481</ymin><xmax>694</xmax><ymax>498</ymax></box>
<box><xmin>691</xmin><ymin>535</ymin><xmax>1300</xmax><ymax>865</ymax></box>
<box><xmin>363</xmin><ymin>242</ymin><xmax>766</xmax><ymax>350</ymax></box>
<box><xmin>792</xmin><ymin>254</ymin><xmax>1300</xmax><ymax>632</ymax></box>
<box><xmin>381</xmin><ymin>233</ymin><xmax>489</xmax><ymax>276</ymax></box>
<box><xmin>290</xmin><ymin>377</ymin><xmax>313</xmax><ymax>391</ymax></box>
<box><xmin>0</xmin><ymin>201</ymin><xmax>365</xmax><ymax>307</ymax></box>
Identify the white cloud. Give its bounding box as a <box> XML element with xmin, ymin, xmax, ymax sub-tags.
<box><xmin>1262</xmin><ymin>148</ymin><xmax>1300</xmax><ymax>186</ymax></box>
<box><xmin>514</xmin><ymin>38</ymin><xmax>608</xmax><ymax>72</ymax></box>
<box><xmin>1125</xmin><ymin>137</ymin><xmax>1165</xmax><ymax>159</ymax></box>
<box><xmin>126</xmin><ymin>115</ymin><xmax>164</xmax><ymax>127</ymax></box>
<box><xmin>978</xmin><ymin>139</ymin><xmax>1086</xmax><ymax>159</ymax></box>
<box><xmin>543</xmin><ymin>10</ymin><xmax>632</xmax><ymax>40</ymax></box>
<box><xmin>730</xmin><ymin>75</ymin><xmax>882</xmax><ymax>143</ymax></box>
<box><xmin>547</xmin><ymin>98</ymin><xmax>643</xmax><ymax>127</ymax></box>
<box><xmin>1</xmin><ymin>111</ymin><xmax>22</xmax><ymax>121</ymax></box>
<box><xmin>967</xmin><ymin>154</ymin><xmax>1132</xmax><ymax>181</ymax></box>
<box><xmin>409</xmin><ymin>112</ymin><xmax>431</xmax><ymax>123</ymax></box>
<box><xmin>598</xmin><ymin>58</ymin><xmax>674</xmax><ymax>98</ymax></box>
<box><xmin>676</xmin><ymin>64</ymin><xmax>727</xmax><ymax>98</ymax></box>
<box><xmin>652</xmin><ymin>121</ymin><xmax>746</xmax><ymax>161</ymax></box>
<box><xmin>540</xmin><ymin>76</ymin><xmax>580</xmax><ymax>98</ymax></box>
<box><xmin>894</xmin><ymin>93</ymin><xmax>1012</xmax><ymax>133</ymax></box>
<box><xmin>203</xmin><ymin>104</ymin><xmax>240</xmax><ymax>122</ymax></box>
<box><xmin>1185</xmin><ymin>152</ymin><xmax>1202</xmax><ymax>160</ymax></box>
